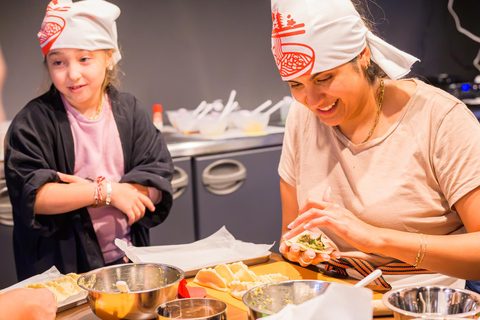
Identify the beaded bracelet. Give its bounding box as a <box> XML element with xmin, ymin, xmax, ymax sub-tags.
<box><xmin>106</xmin><ymin>180</ymin><xmax>112</xmax><ymax>206</ymax></box>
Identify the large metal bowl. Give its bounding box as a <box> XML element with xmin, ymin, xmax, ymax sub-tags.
<box><xmin>242</xmin><ymin>280</ymin><xmax>330</xmax><ymax>319</ymax></box>
<box><xmin>156</xmin><ymin>298</ymin><xmax>227</xmax><ymax>319</ymax></box>
<box><xmin>77</xmin><ymin>263</ymin><xmax>185</xmax><ymax>320</ymax></box>
<box><xmin>382</xmin><ymin>286</ymin><xmax>480</xmax><ymax>320</ymax></box>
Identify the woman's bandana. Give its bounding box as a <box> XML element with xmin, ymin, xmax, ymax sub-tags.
<box><xmin>271</xmin><ymin>0</ymin><xmax>419</xmax><ymax>81</ymax></box>
<box><xmin>38</xmin><ymin>0</ymin><xmax>121</xmax><ymax>64</ymax></box>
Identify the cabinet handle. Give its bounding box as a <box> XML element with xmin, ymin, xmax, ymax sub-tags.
<box><xmin>172</xmin><ymin>166</ymin><xmax>189</xmax><ymax>200</ymax></box>
<box><xmin>202</xmin><ymin>159</ymin><xmax>246</xmax><ymax>195</ymax></box>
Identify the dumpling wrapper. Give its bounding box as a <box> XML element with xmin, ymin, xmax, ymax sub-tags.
<box><xmin>230</xmin><ymin>280</ymin><xmax>257</xmax><ymax>300</ymax></box>
<box><xmin>229</xmin><ymin>273</ymin><xmax>290</xmax><ymax>300</ymax></box>
<box><xmin>54</xmin><ymin>275</ymin><xmax>83</xmax><ymax>296</ymax></box>
<box><xmin>214</xmin><ymin>263</ymin><xmax>238</xmax><ymax>287</ymax></box>
<box><xmin>285</xmin><ymin>230</ymin><xmax>338</xmax><ymax>254</ymax></box>
<box><xmin>228</xmin><ymin>262</ymin><xmax>257</xmax><ymax>282</ymax></box>
<box><xmin>24</xmin><ymin>273</ymin><xmax>84</xmax><ymax>302</ymax></box>
<box><xmin>193</xmin><ymin>268</ymin><xmax>228</xmax><ymax>292</ymax></box>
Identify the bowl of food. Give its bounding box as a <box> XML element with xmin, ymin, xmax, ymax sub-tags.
<box><xmin>77</xmin><ymin>263</ymin><xmax>185</xmax><ymax>320</ymax></box>
<box><xmin>170</xmin><ymin>111</ymin><xmax>199</xmax><ymax>134</ymax></box>
<box><xmin>382</xmin><ymin>286</ymin><xmax>480</xmax><ymax>320</ymax></box>
<box><xmin>197</xmin><ymin>115</ymin><xmax>228</xmax><ymax>137</ymax></box>
<box><xmin>156</xmin><ymin>298</ymin><xmax>227</xmax><ymax>320</ymax></box>
<box><xmin>242</xmin><ymin>280</ymin><xmax>330</xmax><ymax>319</ymax></box>
<box><xmin>232</xmin><ymin>111</ymin><xmax>270</xmax><ymax>136</ymax></box>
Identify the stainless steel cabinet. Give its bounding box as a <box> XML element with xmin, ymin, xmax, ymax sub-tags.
<box><xmin>193</xmin><ymin>146</ymin><xmax>282</xmax><ymax>252</ymax></box>
<box><xmin>150</xmin><ymin>157</ymin><xmax>196</xmax><ymax>245</ymax></box>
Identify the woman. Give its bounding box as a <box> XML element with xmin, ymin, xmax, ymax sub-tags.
<box><xmin>5</xmin><ymin>0</ymin><xmax>173</xmax><ymax>280</ymax></box>
<box><xmin>274</xmin><ymin>0</ymin><xmax>480</xmax><ymax>290</ymax></box>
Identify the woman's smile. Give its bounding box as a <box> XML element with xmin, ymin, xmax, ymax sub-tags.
<box><xmin>316</xmin><ymin>99</ymin><xmax>339</xmax><ymax>114</ymax></box>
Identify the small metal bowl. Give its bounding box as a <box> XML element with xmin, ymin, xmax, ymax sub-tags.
<box><xmin>156</xmin><ymin>298</ymin><xmax>227</xmax><ymax>319</ymax></box>
<box><xmin>382</xmin><ymin>285</ymin><xmax>480</xmax><ymax>320</ymax></box>
<box><xmin>242</xmin><ymin>280</ymin><xmax>330</xmax><ymax>319</ymax></box>
<box><xmin>77</xmin><ymin>263</ymin><xmax>185</xmax><ymax>320</ymax></box>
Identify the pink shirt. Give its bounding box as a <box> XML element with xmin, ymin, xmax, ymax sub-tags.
<box><xmin>63</xmin><ymin>94</ymin><xmax>130</xmax><ymax>264</ymax></box>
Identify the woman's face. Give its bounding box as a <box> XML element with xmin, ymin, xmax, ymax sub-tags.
<box><xmin>46</xmin><ymin>48</ymin><xmax>112</xmax><ymax>111</ymax></box>
<box><xmin>286</xmin><ymin>60</ymin><xmax>372</xmax><ymax>128</ymax></box>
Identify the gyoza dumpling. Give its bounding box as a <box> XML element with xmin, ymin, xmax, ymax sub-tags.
<box><xmin>193</xmin><ymin>268</ymin><xmax>228</xmax><ymax>292</ymax></box>
<box><xmin>228</xmin><ymin>262</ymin><xmax>257</xmax><ymax>282</ymax></box>
<box><xmin>214</xmin><ymin>263</ymin><xmax>238</xmax><ymax>287</ymax></box>
<box><xmin>285</xmin><ymin>230</ymin><xmax>337</xmax><ymax>254</ymax></box>
<box><xmin>54</xmin><ymin>275</ymin><xmax>83</xmax><ymax>296</ymax></box>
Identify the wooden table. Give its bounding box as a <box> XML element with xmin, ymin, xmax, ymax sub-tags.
<box><xmin>56</xmin><ymin>254</ymin><xmax>395</xmax><ymax>319</ymax></box>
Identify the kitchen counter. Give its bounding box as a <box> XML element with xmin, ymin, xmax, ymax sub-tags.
<box><xmin>163</xmin><ymin>129</ymin><xmax>284</xmax><ymax>158</ymax></box>
<box><xmin>56</xmin><ymin>253</ymin><xmax>395</xmax><ymax>320</ymax></box>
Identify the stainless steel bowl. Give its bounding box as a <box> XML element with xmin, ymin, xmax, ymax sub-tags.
<box><xmin>242</xmin><ymin>280</ymin><xmax>330</xmax><ymax>319</ymax></box>
<box><xmin>77</xmin><ymin>263</ymin><xmax>185</xmax><ymax>320</ymax></box>
<box><xmin>156</xmin><ymin>298</ymin><xmax>227</xmax><ymax>319</ymax></box>
<box><xmin>382</xmin><ymin>286</ymin><xmax>480</xmax><ymax>320</ymax></box>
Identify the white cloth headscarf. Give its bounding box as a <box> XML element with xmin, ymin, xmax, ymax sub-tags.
<box><xmin>38</xmin><ymin>0</ymin><xmax>121</xmax><ymax>64</ymax></box>
<box><xmin>271</xmin><ymin>0</ymin><xmax>419</xmax><ymax>81</ymax></box>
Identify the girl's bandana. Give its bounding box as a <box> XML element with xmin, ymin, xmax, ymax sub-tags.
<box><xmin>38</xmin><ymin>0</ymin><xmax>121</xmax><ymax>64</ymax></box>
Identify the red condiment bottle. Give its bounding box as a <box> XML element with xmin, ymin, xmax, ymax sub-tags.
<box><xmin>153</xmin><ymin>104</ymin><xmax>163</xmax><ymax>130</ymax></box>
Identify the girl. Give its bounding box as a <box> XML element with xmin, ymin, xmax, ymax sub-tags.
<box><xmin>5</xmin><ymin>0</ymin><xmax>174</xmax><ymax>280</ymax></box>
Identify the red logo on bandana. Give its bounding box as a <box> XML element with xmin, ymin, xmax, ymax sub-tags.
<box><xmin>38</xmin><ymin>0</ymin><xmax>71</xmax><ymax>56</ymax></box>
<box><xmin>272</xmin><ymin>9</ymin><xmax>315</xmax><ymax>79</ymax></box>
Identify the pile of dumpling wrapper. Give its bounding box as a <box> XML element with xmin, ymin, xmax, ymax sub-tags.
<box><xmin>24</xmin><ymin>273</ymin><xmax>84</xmax><ymax>302</ymax></box>
<box><xmin>193</xmin><ymin>261</ymin><xmax>289</xmax><ymax>299</ymax></box>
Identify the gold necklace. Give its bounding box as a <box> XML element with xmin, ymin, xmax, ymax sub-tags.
<box><xmin>86</xmin><ymin>96</ymin><xmax>104</xmax><ymax>120</ymax></box>
<box><xmin>361</xmin><ymin>78</ymin><xmax>385</xmax><ymax>144</ymax></box>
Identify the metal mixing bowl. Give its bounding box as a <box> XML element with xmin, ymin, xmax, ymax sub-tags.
<box><xmin>242</xmin><ymin>280</ymin><xmax>330</xmax><ymax>319</ymax></box>
<box><xmin>382</xmin><ymin>286</ymin><xmax>480</xmax><ymax>320</ymax></box>
<box><xmin>77</xmin><ymin>263</ymin><xmax>185</xmax><ymax>320</ymax></box>
<box><xmin>156</xmin><ymin>298</ymin><xmax>227</xmax><ymax>320</ymax></box>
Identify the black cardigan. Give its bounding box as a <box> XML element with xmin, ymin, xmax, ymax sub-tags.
<box><xmin>5</xmin><ymin>85</ymin><xmax>174</xmax><ymax>280</ymax></box>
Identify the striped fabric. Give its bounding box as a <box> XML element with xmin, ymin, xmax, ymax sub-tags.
<box><xmin>325</xmin><ymin>257</ymin><xmax>435</xmax><ymax>289</ymax></box>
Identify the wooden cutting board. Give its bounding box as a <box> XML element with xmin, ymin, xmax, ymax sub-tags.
<box><xmin>187</xmin><ymin>260</ymin><xmax>392</xmax><ymax>316</ymax></box>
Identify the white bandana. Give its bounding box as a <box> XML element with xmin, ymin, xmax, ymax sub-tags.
<box><xmin>271</xmin><ymin>0</ymin><xmax>419</xmax><ymax>81</ymax></box>
<box><xmin>38</xmin><ymin>0</ymin><xmax>121</xmax><ymax>64</ymax></box>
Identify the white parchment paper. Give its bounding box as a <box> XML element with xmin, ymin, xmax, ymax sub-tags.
<box><xmin>115</xmin><ymin>226</ymin><xmax>273</xmax><ymax>272</ymax></box>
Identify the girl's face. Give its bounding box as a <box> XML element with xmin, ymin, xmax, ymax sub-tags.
<box><xmin>286</xmin><ymin>59</ymin><xmax>372</xmax><ymax>129</ymax></box>
<box><xmin>46</xmin><ymin>48</ymin><xmax>112</xmax><ymax>111</ymax></box>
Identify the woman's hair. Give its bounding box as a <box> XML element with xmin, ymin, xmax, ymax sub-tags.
<box><xmin>350</xmin><ymin>0</ymin><xmax>387</xmax><ymax>84</ymax></box>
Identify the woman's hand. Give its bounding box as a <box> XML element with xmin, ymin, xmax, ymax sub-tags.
<box><xmin>279</xmin><ymin>240</ymin><xmax>339</xmax><ymax>267</ymax></box>
<box><xmin>0</xmin><ymin>288</ymin><xmax>57</xmax><ymax>320</ymax></box>
<box><xmin>109</xmin><ymin>182</ymin><xmax>155</xmax><ymax>226</ymax></box>
<box><xmin>286</xmin><ymin>198</ymin><xmax>380</xmax><ymax>254</ymax></box>
<box><xmin>280</xmin><ymin>187</ymin><xmax>340</xmax><ymax>266</ymax></box>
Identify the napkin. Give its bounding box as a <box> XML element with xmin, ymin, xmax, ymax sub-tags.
<box><xmin>263</xmin><ymin>283</ymin><xmax>373</xmax><ymax>320</ymax></box>
<box><xmin>115</xmin><ymin>226</ymin><xmax>274</xmax><ymax>272</ymax></box>
<box><xmin>2</xmin><ymin>266</ymin><xmax>64</xmax><ymax>291</ymax></box>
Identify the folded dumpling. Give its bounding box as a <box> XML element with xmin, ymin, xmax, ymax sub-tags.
<box><xmin>285</xmin><ymin>230</ymin><xmax>337</xmax><ymax>254</ymax></box>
